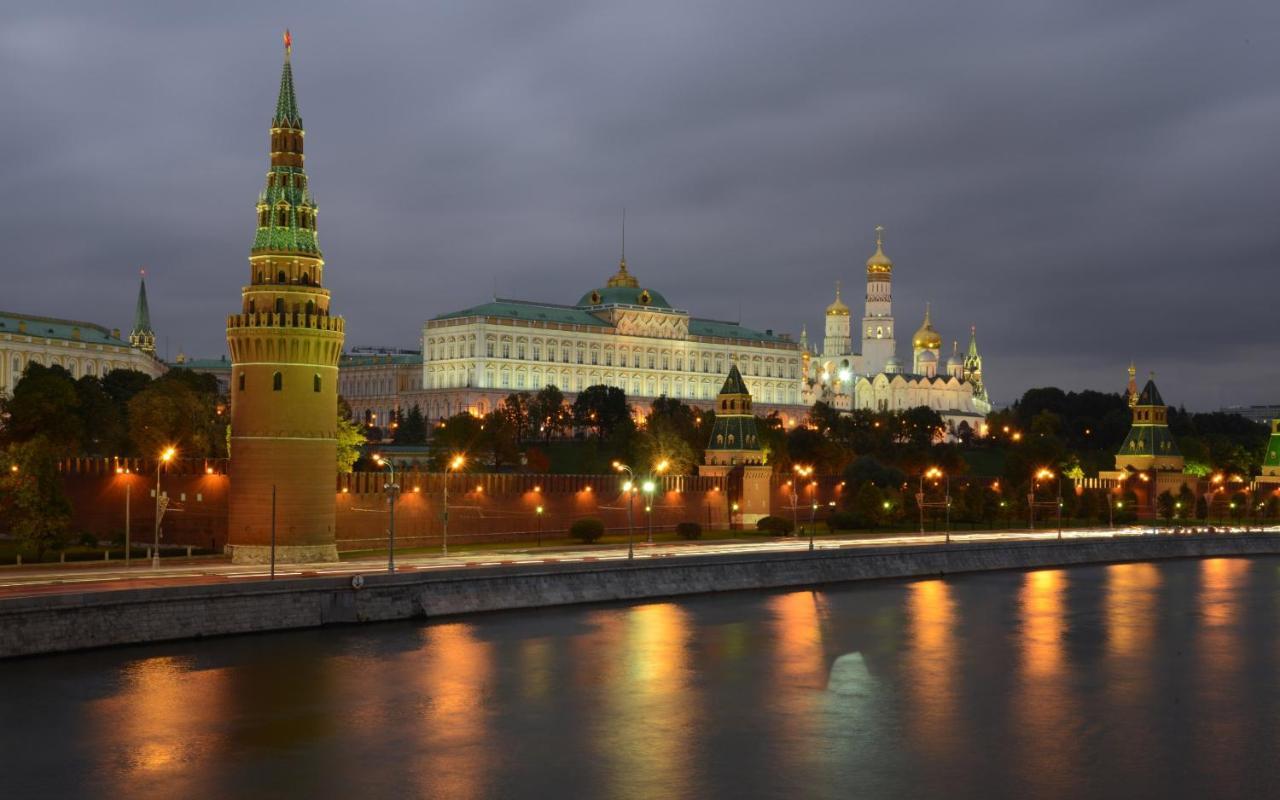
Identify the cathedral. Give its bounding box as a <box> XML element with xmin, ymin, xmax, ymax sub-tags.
<box><xmin>799</xmin><ymin>226</ymin><xmax>991</xmax><ymax>432</ymax></box>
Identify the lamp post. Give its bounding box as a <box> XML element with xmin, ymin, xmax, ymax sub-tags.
<box><xmin>373</xmin><ymin>454</ymin><xmax>399</xmax><ymax>572</ymax></box>
<box><xmin>1032</xmin><ymin>468</ymin><xmax>1058</xmax><ymax>538</ymax></box>
<box><xmin>442</xmin><ymin>454</ymin><xmax>465</xmax><ymax>557</ymax></box>
<box><xmin>918</xmin><ymin>467</ymin><xmax>942</xmax><ymax>536</ymax></box>
<box><xmin>613</xmin><ymin>461</ymin><xmax>637</xmax><ymax>555</ymax></box>
<box><xmin>536</xmin><ymin>505</ymin><xmax>544</xmax><ymax>547</ymax></box>
<box><xmin>809</xmin><ymin>502</ymin><xmax>818</xmax><ymax>551</ymax></box>
<box><xmin>642</xmin><ymin>480</ymin><xmax>656</xmax><ymax>543</ymax></box>
<box><xmin>153</xmin><ymin>447</ymin><xmax>175</xmax><ymax>568</ymax></box>
<box><xmin>793</xmin><ymin>465</ymin><xmax>813</xmax><ymax>536</ymax></box>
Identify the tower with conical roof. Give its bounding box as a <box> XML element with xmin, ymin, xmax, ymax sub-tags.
<box><xmin>699</xmin><ymin>364</ymin><xmax>771</xmax><ymax>526</ymax></box>
<box><xmin>822</xmin><ymin>280</ymin><xmax>851</xmax><ymax>358</ymax></box>
<box><xmin>225</xmin><ymin>32</ymin><xmax>345</xmax><ymax>563</ymax></box>
<box><xmin>129</xmin><ymin>269</ymin><xmax>156</xmax><ymax>355</ymax></box>
<box><xmin>963</xmin><ymin>325</ymin><xmax>986</xmax><ymax>401</ymax></box>
<box><xmin>860</xmin><ymin>225</ymin><xmax>895</xmax><ymax>375</ymax></box>
<box><xmin>1115</xmin><ymin>374</ymin><xmax>1183</xmax><ymax>472</ymax></box>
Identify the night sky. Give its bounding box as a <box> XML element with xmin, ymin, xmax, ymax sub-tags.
<box><xmin>3</xmin><ymin>1</ymin><xmax>1278</xmax><ymax>409</ymax></box>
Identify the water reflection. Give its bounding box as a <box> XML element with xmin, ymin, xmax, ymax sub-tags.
<box><xmin>1015</xmin><ymin>569</ymin><xmax>1077</xmax><ymax>799</ymax></box>
<box><xmin>1195</xmin><ymin>558</ymin><xmax>1249</xmax><ymax>796</ymax></box>
<box><xmin>904</xmin><ymin>580</ymin><xmax>957</xmax><ymax>760</ymax></box>
<box><xmin>89</xmin><ymin>655</ymin><xmax>227</xmax><ymax>796</ymax></box>
<box><xmin>413</xmin><ymin>622</ymin><xmax>493</xmax><ymax>799</ymax></box>
<box><xmin>1103</xmin><ymin>562</ymin><xmax>1162</xmax><ymax>769</ymax></box>
<box><xmin>594</xmin><ymin>603</ymin><xmax>697</xmax><ymax>800</ymax></box>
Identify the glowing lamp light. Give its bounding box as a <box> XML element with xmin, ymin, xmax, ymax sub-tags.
<box><xmin>533</xmin><ymin>485</ymin><xmax>541</xmax><ymax>493</ymax></box>
<box><xmin>413</xmin><ymin>486</ymin><xmax>421</xmax><ymax>493</ymax></box>
<box><xmin>536</xmin><ymin>506</ymin><xmax>544</xmax><ymax>514</ymax></box>
<box><xmin>160</xmin><ymin>447</ymin><xmax>177</xmax><ymax>463</ymax></box>
<box><xmin>642</xmin><ymin>480</ymin><xmax>656</xmax><ymax>493</ymax></box>
<box><xmin>449</xmin><ymin>455</ymin><xmax>466</xmax><ymax>471</ymax></box>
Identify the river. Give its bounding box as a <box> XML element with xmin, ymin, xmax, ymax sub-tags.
<box><xmin>2</xmin><ymin>557</ymin><xmax>1278</xmax><ymax>799</ymax></box>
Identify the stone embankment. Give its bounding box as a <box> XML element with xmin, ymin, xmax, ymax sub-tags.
<box><xmin>3</xmin><ymin>534</ymin><xmax>1278</xmax><ymax>659</ymax></box>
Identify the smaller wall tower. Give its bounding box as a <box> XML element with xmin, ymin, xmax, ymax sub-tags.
<box><xmin>129</xmin><ymin>270</ymin><xmax>156</xmax><ymax>356</ymax></box>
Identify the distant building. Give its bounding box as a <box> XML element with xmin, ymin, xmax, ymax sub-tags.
<box><xmin>1220</xmin><ymin>404</ymin><xmax>1280</xmax><ymax>425</ymax></box>
<box><xmin>419</xmin><ymin>256</ymin><xmax>805</xmax><ymax>421</ymax></box>
<box><xmin>0</xmin><ymin>274</ymin><xmax>166</xmax><ymax>395</ymax></box>
<box><xmin>169</xmin><ymin>353</ymin><xmax>233</xmax><ymax>395</ymax></box>
<box><xmin>801</xmin><ymin>227</ymin><xmax>990</xmax><ymax>433</ymax></box>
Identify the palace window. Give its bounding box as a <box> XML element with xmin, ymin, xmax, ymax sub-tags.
<box><xmin>576</xmin><ymin>350</ymin><xmax>584</xmax><ymax>364</ymax></box>
<box><xmin>633</xmin><ymin>354</ymin><xmax>641</xmax><ymax>368</ymax></box>
<box><xmin>487</xmin><ymin>342</ymin><xmax>495</xmax><ymax>357</ymax></box>
<box><xmin>502</xmin><ymin>343</ymin><xmax>511</xmax><ymax>359</ymax></box>
<box><xmin>518</xmin><ymin>343</ymin><xmax>526</xmax><ymax>359</ymax></box>
<box><xmin>562</xmin><ymin>348</ymin><xmax>570</xmax><ymax>362</ymax></box>
<box><xmin>591</xmin><ymin>351</ymin><xmax>598</xmax><ymax>365</ymax></box>
<box><xmin>662</xmin><ymin>355</ymin><xmax>669</xmax><ymax>370</ymax></box>
<box><xmin>702</xmin><ymin>357</ymin><xmax>710</xmax><ymax>372</ymax></box>
<box><xmin>648</xmin><ymin>355</ymin><xmax>655</xmax><ymax>369</ymax></box>
<box><xmin>532</xmin><ymin>344</ymin><xmax>541</xmax><ymax>360</ymax></box>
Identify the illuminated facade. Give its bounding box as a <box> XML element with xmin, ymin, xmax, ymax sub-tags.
<box><xmin>225</xmin><ymin>34</ymin><xmax>346</xmax><ymax>563</ymax></box>
<box><xmin>803</xmin><ymin>227</ymin><xmax>990</xmax><ymax>432</ymax></box>
<box><xmin>0</xmin><ymin>275</ymin><xmax>165</xmax><ymax>395</ymax></box>
<box><xmin>420</xmin><ymin>257</ymin><xmax>805</xmax><ymax>420</ymax></box>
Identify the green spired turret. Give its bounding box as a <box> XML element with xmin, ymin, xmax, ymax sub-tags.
<box><xmin>963</xmin><ymin>325</ymin><xmax>985</xmax><ymax>402</ymax></box>
<box><xmin>253</xmin><ymin>29</ymin><xmax>319</xmax><ymax>256</ymax></box>
<box><xmin>1261</xmin><ymin>420</ymin><xmax>1280</xmax><ymax>476</ymax></box>
<box><xmin>129</xmin><ymin>270</ymin><xmax>156</xmax><ymax>355</ymax></box>
<box><xmin>1115</xmin><ymin>376</ymin><xmax>1183</xmax><ymax>471</ymax></box>
<box><xmin>705</xmin><ymin>364</ymin><xmax>765</xmax><ymax>466</ymax></box>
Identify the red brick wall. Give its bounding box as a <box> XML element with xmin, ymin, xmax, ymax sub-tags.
<box><xmin>60</xmin><ymin>460</ymin><xmax>738</xmax><ymax>553</ymax></box>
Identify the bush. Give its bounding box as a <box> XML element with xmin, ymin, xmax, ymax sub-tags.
<box><xmin>756</xmin><ymin>515</ymin><xmax>794</xmax><ymax>535</ymax></box>
<box><xmin>826</xmin><ymin>511</ymin><xmax>857</xmax><ymax>532</ymax></box>
<box><xmin>676</xmin><ymin>522</ymin><xmax>702</xmax><ymax>540</ymax></box>
<box><xmin>569</xmin><ymin>517</ymin><xmax>605</xmax><ymax>543</ymax></box>
<box><xmin>78</xmin><ymin>532</ymin><xmax>98</xmax><ymax>548</ymax></box>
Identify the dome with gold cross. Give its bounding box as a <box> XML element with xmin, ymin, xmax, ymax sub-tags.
<box><xmin>825</xmin><ymin>281</ymin><xmax>850</xmax><ymax>316</ymax></box>
<box><xmin>866</xmin><ymin>225</ymin><xmax>893</xmax><ymax>277</ymax></box>
<box><xmin>912</xmin><ymin>303</ymin><xmax>941</xmax><ymax>349</ymax></box>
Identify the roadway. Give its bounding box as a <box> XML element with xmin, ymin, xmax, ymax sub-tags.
<box><xmin>0</xmin><ymin>523</ymin><xmax>1269</xmax><ymax>600</ymax></box>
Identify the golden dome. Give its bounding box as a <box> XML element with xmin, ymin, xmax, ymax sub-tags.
<box><xmin>825</xmin><ymin>280</ymin><xmax>850</xmax><ymax>316</ymax></box>
<box><xmin>912</xmin><ymin>303</ymin><xmax>942</xmax><ymax>350</ymax></box>
<box><xmin>866</xmin><ymin>225</ymin><xmax>893</xmax><ymax>276</ymax></box>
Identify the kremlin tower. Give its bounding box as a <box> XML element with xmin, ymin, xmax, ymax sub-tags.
<box><xmin>225</xmin><ymin>33</ymin><xmax>345</xmax><ymax>563</ymax></box>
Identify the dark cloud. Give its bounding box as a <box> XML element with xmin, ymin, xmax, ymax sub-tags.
<box><xmin>2</xmin><ymin>0</ymin><xmax>1278</xmax><ymax>409</ymax></box>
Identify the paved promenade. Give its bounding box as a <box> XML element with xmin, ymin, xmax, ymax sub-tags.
<box><xmin>0</xmin><ymin>524</ymin><xmax>1266</xmax><ymax>601</ymax></box>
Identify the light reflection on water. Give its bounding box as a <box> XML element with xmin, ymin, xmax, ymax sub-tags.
<box><xmin>3</xmin><ymin>557</ymin><xmax>1280</xmax><ymax>799</ymax></box>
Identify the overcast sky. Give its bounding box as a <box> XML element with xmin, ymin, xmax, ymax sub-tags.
<box><xmin>3</xmin><ymin>0</ymin><xmax>1278</xmax><ymax>409</ymax></box>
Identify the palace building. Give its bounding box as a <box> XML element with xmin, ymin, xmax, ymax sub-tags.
<box><xmin>0</xmin><ymin>274</ymin><xmax>166</xmax><ymax>395</ymax></box>
<box><xmin>419</xmin><ymin>255</ymin><xmax>806</xmax><ymax>421</ymax></box>
<box><xmin>802</xmin><ymin>226</ymin><xmax>991</xmax><ymax>432</ymax></box>
<box><xmin>224</xmin><ymin>33</ymin><xmax>346</xmax><ymax>563</ymax></box>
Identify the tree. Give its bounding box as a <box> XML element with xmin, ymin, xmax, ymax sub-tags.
<box><xmin>431</xmin><ymin>413</ymin><xmax>483</xmax><ymax>468</ymax></box>
<box><xmin>1195</xmin><ymin>494</ymin><xmax>1209</xmax><ymax>521</ymax></box>
<box><xmin>572</xmin><ymin>385</ymin><xmax>631</xmax><ymax>440</ymax></box>
<box><xmin>2</xmin><ymin>364</ymin><xmax>82</xmax><ymax>451</ymax></box>
<box><xmin>530</xmin><ymin>385</ymin><xmax>567</xmax><ymax>442</ymax></box>
<box><xmin>849</xmin><ymin>482</ymin><xmax>884</xmax><ymax>529</ymax></box>
<box><xmin>128</xmin><ymin>379</ymin><xmax>215</xmax><ymax>457</ymax></box>
<box><xmin>480</xmin><ymin>410</ymin><xmax>520</xmax><ymax>470</ymax></box>
<box><xmin>336</xmin><ymin>414</ymin><xmax>366</xmax><ymax>474</ymax></box>
<box><xmin>75</xmin><ymin>376</ymin><xmax>128</xmax><ymax>455</ymax></box>
<box><xmin>633</xmin><ymin>422</ymin><xmax>697</xmax><ymax>476</ymax></box>
<box><xmin>1157</xmin><ymin>490</ymin><xmax>1176</xmax><ymax>522</ymax></box>
<box><xmin>500</xmin><ymin>393</ymin><xmax>532</xmax><ymax>443</ymax></box>
<box><xmin>394</xmin><ymin>404</ymin><xmax>427</xmax><ymax>445</ymax></box>
<box><xmin>1176</xmin><ymin>485</ymin><xmax>1196</xmax><ymax>521</ymax></box>
<box><xmin>0</xmin><ymin>437</ymin><xmax>71</xmax><ymax>559</ymax></box>
<box><xmin>900</xmin><ymin>406</ymin><xmax>946</xmax><ymax>448</ymax></box>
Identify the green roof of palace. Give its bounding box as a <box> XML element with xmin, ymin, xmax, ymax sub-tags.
<box><xmin>575</xmin><ymin>286</ymin><xmax>674</xmax><ymax>310</ymax></box>
<box><xmin>690</xmin><ymin>318</ymin><xmax>788</xmax><ymax>343</ymax></box>
<box><xmin>340</xmin><ymin>353</ymin><xmax>422</xmax><ymax>367</ymax></box>
<box><xmin>434</xmin><ymin>299</ymin><xmax>611</xmax><ymax>327</ymax></box>
<box><xmin>0</xmin><ymin>311</ymin><xmax>131</xmax><ymax>347</ymax></box>
<box><xmin>167</xmin><ymin>356</ymin><xmax>232</xmax><ymax>371</ymax></box>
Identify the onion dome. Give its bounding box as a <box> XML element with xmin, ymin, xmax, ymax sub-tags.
<box><xmin>912</xmin><ymin>303</ymin><xmax>942</xmax><ymax>350</ymax></box>
<box><xmin>884</xmin><ymin>356</ymin><xmax>902</xmax><ymax>374</ymax></box>
<box><xmin>947</xmin><ymin>341</ymin><xmax>963</xmax><ymax>371</ymax></box>
<box><xmin>826</xmin><ymin>280</ymin><xmax>850</xmax><ymax>316</ymax></box>
<box><xmin>866</xmin><ymin>225</ymin><xmax>893</xmax><ymax>277</ymax></box>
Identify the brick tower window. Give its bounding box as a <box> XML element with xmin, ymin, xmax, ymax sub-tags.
<box><xmin>313</xmin><ymin>374</ymin><xmax>321</xmax><ymax>392</ymax></box>
<box><xmin>273</xmin><ymin>372</ymin><xmax>283</xmax><ymax>391</ymax></box>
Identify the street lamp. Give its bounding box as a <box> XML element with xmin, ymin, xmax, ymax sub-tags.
<box><xmin>373</xmin><ymin>454</ymin><xmax>399</xmax><ymax>572</ymax></box>
<box><xmin>1032</xmin><ymin>468</ymin><xmax>1060</xmax><ymax>538</ymax></box>
<box><xmin>792</xmin><ymin>465</ymin><xmax>813</xmax><ymax>535</ymax></box>
<box><xmin>442</xmin><ymin>454</ymin><xmax>465</xmax><ymax>556</ymax></box>
<box><xmin>153</xmin><ymin>447</ymin><xmax>176</xmax><ymax>568</ymax></box>
<box><xmin>535</xmin><ymin>505</ymin><xmax>544</xmax><ymax>546</ymax></box>
<box><xmin>642</xmin><ymin>480</ymin><xmax>656</xmax><ymax>543</ymax></box>
<box><xmin>613</xmin><ymin>461</ymin><xmax>637</xmax><ymax>555</ymax></box>
<box><xmin>918</xmin><ymin>467</ymin><xmax>943</xmax><ymax>537</ymax></box>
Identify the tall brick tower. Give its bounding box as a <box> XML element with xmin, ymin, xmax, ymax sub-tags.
<box><xmin>225</xmin><ymin>32</ymin><xmax>345</xmax><ymax>563</ymax></box>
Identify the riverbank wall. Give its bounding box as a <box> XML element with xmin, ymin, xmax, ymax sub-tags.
<box><xmin>4</xmin><ymin>534</ymin><xmax>1279</xmax><ymax>659</ymax></box>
